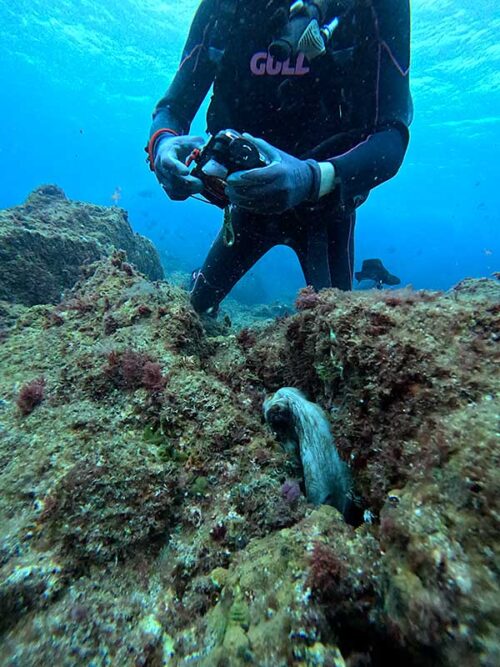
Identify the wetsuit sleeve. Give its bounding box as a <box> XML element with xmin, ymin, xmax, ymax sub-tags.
<box><xmin>328</xmin><ymin>0</ymin><xmax>412</xmax><ymax>204</ymax></box>
<box><xmin>150</xmin><ymin>0</ymin><xmax>218</xmax><ymax>136</ymax></box>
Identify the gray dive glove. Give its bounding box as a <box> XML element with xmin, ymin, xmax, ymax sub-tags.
<box><xmin>154</xmin><ymin>134</ymin><xmax>205</xmax><ymax>201</ymax></box>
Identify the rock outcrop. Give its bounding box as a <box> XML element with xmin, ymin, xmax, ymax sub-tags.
<box><xmin>0</xmin><ymin>185</ymin><xmax>163</xmax><ymax>305</ymax></box>
<box><xmin>0</xmin><ymin>253</ymin><xmax>498</xmax><ymax>666</ymax></box>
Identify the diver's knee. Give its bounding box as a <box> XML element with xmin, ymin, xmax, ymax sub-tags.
<box><xmin>190</xmin><ymin>287</ymin><xmax>219</xmax><ymax>318</ymax></box>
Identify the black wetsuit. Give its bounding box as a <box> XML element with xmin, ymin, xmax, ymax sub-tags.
<box><xmin>150</xmin><ymin>0</ymin><xmax>412</xmax><ymax>312</ymax></box>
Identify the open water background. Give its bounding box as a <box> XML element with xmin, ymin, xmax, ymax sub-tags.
<box><xmin>0</xmin><ymin>0</ymin><xmax>498</xmax><ymax>302</ymax></box>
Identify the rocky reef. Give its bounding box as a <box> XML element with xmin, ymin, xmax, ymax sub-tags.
<box><xmin>0</xmin><ymin>185</ymin><xmax>163</xmax><ymax>305</ymax></box>
<box><xmin>0</xmin><ymin>238</ymin><xmax>498</xmax><ymax>665</ymax></box>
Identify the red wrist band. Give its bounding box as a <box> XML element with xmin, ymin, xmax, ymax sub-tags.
<box><xmin>145</xmin><ymin>128</ymin><xmax>179</xmax><ymax>171</ymax></box>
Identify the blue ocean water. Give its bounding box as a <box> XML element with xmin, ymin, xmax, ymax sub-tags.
<box><xmin>0</xmin><ymin>0</ymin><xmax>498</xmax><ymax>302</ymax></box>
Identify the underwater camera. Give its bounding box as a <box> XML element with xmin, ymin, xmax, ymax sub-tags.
<box><xmin>187</xmin><ymin>129</ymin><xmax>269</xmax><ymax>208</ymax></box>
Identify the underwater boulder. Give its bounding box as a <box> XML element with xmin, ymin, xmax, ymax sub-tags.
<box><xmin>0</xmin><ymin>184</ymin><xmax>163</xmax><ymax>305</ymax></box>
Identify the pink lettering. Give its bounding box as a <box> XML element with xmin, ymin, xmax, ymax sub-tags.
<box><xmin>295</xmin><ymin>52</ymin><xmax>310</xmax><ymax>75</ymax></box>
<box><xmin>266</xmin><ymin>56</ymin><xmax>282</xmax><ymax>75</ymax></box>
<box><xmin>250</xmin><ymin>52</ymin><xmax>267</xmax><ymax>76</ymax></box>
<box><xmin>249</xmin><ymin>52</ymin><xmax>311</xmax><ymax>76</ymax></box>
<box><xmin>281</xmin><ymin>58</ymin><xmax>295</xmax><ymax>76</ymax></box>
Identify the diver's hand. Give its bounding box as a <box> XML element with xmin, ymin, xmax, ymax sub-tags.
<box><xmin>154</xmin><ymin>135</ymin><xmax>204</xmax><ymax>201</ymax></box>
<box><xmin>225</xmin><ymin>134</ymin><xmax>321</xmax><ymax>214</ymax></box>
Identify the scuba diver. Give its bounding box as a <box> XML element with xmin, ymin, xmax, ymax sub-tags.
<box><xmin>355</xmin><ymin>258</ymin><xmax>401</xmax><ymax>289</ymax></box>
<box><xmin>146</xmin><ymin>0</ymin><xmax>412</xmax><ymax>315</ymax></box>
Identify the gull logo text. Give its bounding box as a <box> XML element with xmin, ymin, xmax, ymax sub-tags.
<box><xmin>250</xmin><ymin>52</ymin><xmax>310</xmax><ymax>76</ymax></box>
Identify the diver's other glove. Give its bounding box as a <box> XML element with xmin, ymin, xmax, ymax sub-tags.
<box><xmin>154</xmin><ymin>134</ymin><xmax>205</xmax><ymax>201</ymax></box>
<box><xmin>225</xmin><ymin>134</ymin><xmax>321</xmax><ymax>214</ymax></box>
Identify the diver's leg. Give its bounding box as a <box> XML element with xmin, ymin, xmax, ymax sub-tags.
<box><xmin>290</xmin><ymin>206</ymin><xmax>355</xmax><ymax>291</ymax></box>
<box><xmin>289</xmin><ymin>209</ymin><xmax>333</xmax><ymax>290</ymax></box>
<box><xmin>327</xmin><ymin>208</ymin><xmax>356</xmax><ymax>290</ymax></box>
<box><xmin>190</xmin><ymin>208</ymin><xmax>279</xmax><ymax>315</ymax></box>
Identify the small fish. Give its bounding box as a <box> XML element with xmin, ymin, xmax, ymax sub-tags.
<box><xmin>484</xmin><ymin>249</ymin><xmax>493</xmax><ymax>256</ymax></box>
<box><xmin>111</xmin><ymin>186</ymin><xmax>122</xmax><ymax>203</ymax></box>
<box><xmin>137</xmin><ymin>189</ymin><xmax>154</xmax><ymax>199</ymax></box>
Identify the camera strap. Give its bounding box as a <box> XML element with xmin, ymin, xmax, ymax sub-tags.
<box><xmin>222</xmin><ymin>206</ymin><xmax>236</xmax><ymax>247</ymax></box>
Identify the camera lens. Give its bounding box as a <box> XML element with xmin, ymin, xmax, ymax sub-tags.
<box><xmin>229</xmin><ymin>139</ymin><xmax>261</xmax><ymax>171</ymax></box>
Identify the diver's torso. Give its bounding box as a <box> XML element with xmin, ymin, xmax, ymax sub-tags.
<box><xmin>206</xmin><ymin>0</ymin><xmax>378</xmax><ymax>156</ymax></box>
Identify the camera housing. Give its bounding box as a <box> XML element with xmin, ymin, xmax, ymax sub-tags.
<box><xmin>188</xmin><ymin>129</ymin><xmax>269</xmax><ymax>208</ymax></box>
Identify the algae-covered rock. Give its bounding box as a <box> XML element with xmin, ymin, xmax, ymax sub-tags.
<box><xmin>0</xmin><ymin>185</ymin><xmax>163</xmax><ymax>305</ymax></box>
<box><xmin>0</xmin><ymin>254</ymin><xmax>498</xmax><ymax>666</ymax></box>
<box><xmin>379</xmin><ymin>398</ymin><xmax>500</xmax><ymax>665</ymax></box>
<box><xmin>238</xmin><ymin>279</ymin><xmax>500</xmax><ymax>665</ymax></box>
<box><xmin>0</xmin><ymin>553</ymin><xmax>65</xmax><ymax>633</ymax></box>
<box><xmin>170</xmin><ymin>506</ymin><xmax>381</xmax><ymax>666</ymax></box>
<box><xmin>0</xmin><ymin>254</ymin><xmax>293</xmax><ymax>665</ymax></box>
<box><xmin>244</xmin><ymin>280</ymin><xmax>500</xmax><ymax>509</ymax></box>
<box><xmin>40</xmin><ymin>456</ymin><xmax>180</xmax><ymax>565</ymax></box>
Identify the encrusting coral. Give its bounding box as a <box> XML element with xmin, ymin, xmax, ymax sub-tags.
<box><xmin>0</xmin><ymin>238</ymin><xmax>498</xmax><ymax>666</ymax></box>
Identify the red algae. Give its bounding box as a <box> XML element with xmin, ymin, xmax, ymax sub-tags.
<box><xmin>16</xmin><ymin>377</ymin><xmax>46</xmax><ymax>415</ymax></box>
